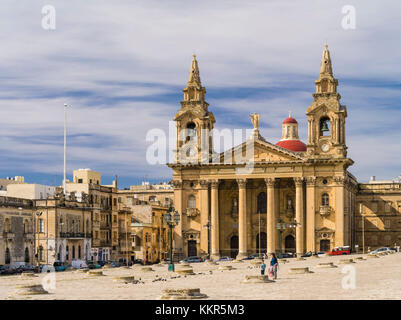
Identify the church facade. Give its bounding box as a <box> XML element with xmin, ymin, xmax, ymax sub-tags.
<box><xmin>167</xmin><ymin>46</ymin><xmax>399</xmax><ymax>260</ymax></box>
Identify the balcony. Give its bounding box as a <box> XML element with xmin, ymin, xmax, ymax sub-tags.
<box><xmin>92</xmin><ymin>221</ymin><xmax>100</xmax><ymax>228</ymax></box>
<box><xmin>59</xmin><ymin>232</ymin><xmax>87</xmax><ymax>239</ymax></box>
<box><xmin>186</xmin><ymin>208</ymin><xmax>199</xmax><ymax>217</ymax></box>
<box><xmin>3</xmin><ymin>232</ymin><xmax>15</xmax><ymax>240</ymax></box>
<box><xmin>23</xmin><ymin>233</ymin><xmax>34</xmax><ymax>240</ymax></box>
<box><xmin>319</xmin><ymin>205</ymin><xmax>331</xmax><ymax>217</ymax></box>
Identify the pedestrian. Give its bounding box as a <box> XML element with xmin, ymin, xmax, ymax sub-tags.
<box><xmin>260</xmin><ymin>259</ymin><xmax>266</xmax><ymax>276</ymax></box>
<box><xmin>269</xmin><ymin>253</ymin><xmax>278</xmax><ymax>280</ymax></box>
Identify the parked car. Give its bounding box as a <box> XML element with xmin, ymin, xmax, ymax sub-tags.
<box><xmin>97</xmin><ymin>261</ymin><xmax>107</xmax><ymax>267</ymax></box>
<box><xmin>71</xmin><ymin>259</ymin><xmax>88</xmax><ymax>269</ymax></box>
<box><xmin>279</xmin><ymin>252</ymin><xmax>295</xmax><ymax>258</ymax></box>
<box><xmin>0</xmin><ymin>265</ymin><xmax>17</xmax><ymax>276</ymax></box>
<box><xmin>22</xmin><ymin>265</ymin><xmax>40</xmax><ymax>273</ymax></box>
<box><xmin>110</xmin><ymin>261</ymin><xmax>121</xmax><ymax>268</ymax></box>
<box><xmin>243</xmin><ymin>253</ymin><xmax>263</xmax><ymax>260</ymax></box>
<box><xmin>54</xmin><ymin>261</ymin><xmax>70</xmax><ymax>271</ymax></box>
<box><xmin>179</xmin><ymin>256</ymin><xmax>204</xmax><ymax>263</ymax></box>
<box><xmin>40</xmin><ymin>264</ymin><xmax>55</xmax><ymax>273</ymax></box>
<box><xmin>215</xmin><ymin>256</ymin><xmax>233</xmax><ymax>262</ymax></box>
<box><xmin>327</xmin><ymin>246</ymin><xmax>351</xmax><ymax>256</ymax></box>
<box><xmin>132</xmin><ymin>259</ymin><xmax>144</xmax><ymax>265</ymax></box>
<box><xmin>301</xmin><ymin>251</ymin><xmax>320</xmax><ymax>258</ymax></box>
<box><xmin>369</xmin><ymin>247</ymin><xmax>396</xmax><ymax>255</ymax></box>
<box><xmin>87</xmin><ymin>262</ymin><xmax>102</xmax><ymax>269</ymax></box>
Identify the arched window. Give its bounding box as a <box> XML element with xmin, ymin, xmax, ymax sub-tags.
<box><xmin>188</xmin><ymin>195</ymin><xmax>196</xmax><ymax>209</ymax></box>
<box><xmin>320</xmin><ymin>117</ymin><xmax>330</xmax><ymax>136</ymax></box>
<box><xmin>78</xmin><ymin>246</ymin><xmax>81</xmax><ymax>259</ymax></box>
<box><xmin>185</xmin><ymin>122</ymin><xmax>196</xmax><ymax>142</ymax></box>
<box><xmin>321</xmin><ymin>193</ymin><xmax>329</xmax><ymax>206</ymax></box>
<box><xmin>66</xmin><ymin>246</ymin><xmax>69</xmax><ymax>260</ymax></box>
<box><xmin>257</xmin><ymin>192</ymin><xmax>267</xmax><ymax>214</ymax></box>
<box><xmin>72</xmin><ymin>246</ymin><xmax>76</xmax><ymax>259</ymax></box>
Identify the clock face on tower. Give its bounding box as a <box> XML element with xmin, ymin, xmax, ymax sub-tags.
<box><xmin>321</xmin><ymin>143</ymin><xmax>330</xmax><ymax>152</ymax></box>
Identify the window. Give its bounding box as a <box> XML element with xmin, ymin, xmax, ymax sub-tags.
<box><xmin>78</xmin><ymin>179</ymin><xmax>83</xmax><ymax>183</ymax></box>
<box><xmin>257</xmin><ymin>192</ymin><xmax>267</xmax><ymax>213</ymax></box>
<box><xmin>39</xmin><ymin>246</ymin><xmax>44</xmax><ymax>261</ymax></box>
<box><xmin>188</xmin><ymin>195</ymin><xmax>196</xmax><ymax>209</ymax></box>
<box><xmin>385</xmin><ymin>202</ymin><xmax>392</xmax><ymax>213</ymax></box>
<box><xmin>38</xmin><ymin>219</ymin><xmax>45</xmax><ymax>233</ymax></box>
<box><xmin>385</xmin><ymin>220</ymin><xmax>391</xmax><ymax>228</ymax></box>
<box><xmin>24</xmin><ymin>220</ymin><xmax>29</xmax><ymax>234</ymax></box>
<box><xmin>78</xmin><ymin>246</ymin><xmax>81</xmax><ymax>259</ymax></box>
<box><xmin>321</xmin><ymin>193</ymin><xmax>329</xmax><ymax>206</ymax></box>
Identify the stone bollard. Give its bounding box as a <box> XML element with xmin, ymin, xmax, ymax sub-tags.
<box><xmin>179</xmin><ymin>262</ymin><xmax>191</xmax><ymax>267</ymax></box>
<box><xmin>218</xmin><ymin>265</ymin><xmax>235</xmax><ymax>271</ymax></box>
<box><xmin>367</xmin><ymin>254</ymin><xmax>379</xmax><ymax>259</ymax></box>
<box><xmin>175</xmin><ymin>265</ymin><xmax>195</xmax><ymax>275</ymax></box>
<box><xmin>161</xmin><ymin>288</ymin><xmax>207</xmax><ymax>300</ymax></box>
<box><xmin>311</xmin><ymin>255</ymin><xmax>319</xmax><ymax>259</ymax></box>
<box><xmin>103</xmin><ymin>264</ymin><xmax>113</xmax><ymax>269</ymax></box>
<box><xmin>250</xmin><ymin>258</ymin><xmax>263</xmax><ymax>266</ymax></box>
<box><xmin>113</xmin><ymin>276</ymin><xmax>137</xmax><ymax>283</ymax></box>
<box><xmin>87</xmin><ymin>270</ymin><xmax>104</xmax><ymax>277</ymax></box>
<box><xmin>241</xmin><ymin>275</ymin><xmax>274</xmax><ymax>284</ymax></box>
<box><xmin>296</xmin><ymin>257</ymin><xmax>305</xmax><ymax>261</ymax></box>
<box><xmin>338</xmin><ymin>258</ymin><xmax>354</xmax><ymax>264</ymax></box>
<box><xmin>141</xmin><ymin>267</ymin><xmax>154</xmax><ymax>272</ymax></box>
<box><xmin>355</xmin><ymin>257</ymin><xmax>365</xmax><ymax>261</ymax></box>
<box><xmin>278</xmin><ymin>259</ymin><xmax>288</xmax><ymax>264</ymax></box>
<box><xmin>14</xmin><ymin>284</ymin><xmax>49</xmax><ymax>296</ymax></box>
<box><xmin>317</xmin><ymin>262</ymin><xmax>337</xmax><ymax>268</ymax></box>
<box><xmin>76</xmin><ymin>268</ymin><xmax>89</xmax><ymax>273</ymax></box>
<box><xmin>232</xmin><ymin>259</ymin><xmax>244</xmax><ymax>263</ymax></box>
<box><xmin>20</xmin><ymin>272</ymin><xmax>38</xmax><ymax>278</ymax></box>
<box><xmin>288</xmin><ymin>267</ymin><xmax>312</xmax><ymax>274</ymax></box>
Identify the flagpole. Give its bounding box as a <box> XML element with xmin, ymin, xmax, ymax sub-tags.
<box><xmin>64</xmin><ymin>103</ymin><xmax>68</xmax><ymax>195</ymax></box>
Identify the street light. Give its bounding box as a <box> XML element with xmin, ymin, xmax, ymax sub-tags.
<box><xmin>164</xmin><ymin>206</ymin><xmax>180</xmax><ymax>272</ymax></box>
<box><xmin>275</xmin><ymin>219</ymin><xmax>301</xmax><ymax>258</ymax></box>
<box><xmin>202</xmin><ymin>221</ymin><xmax>211</xmax><ymax>259</ymax></box>
<box><xmin>34</xmin><ymin>211</ymin><xmax>42</xmax><ymax>266</ymax></box>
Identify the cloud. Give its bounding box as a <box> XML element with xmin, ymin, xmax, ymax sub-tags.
<box><xmin>0</xmin><ymin>0</ymin><xmax>400</xmax><ymax>186</ymax></box>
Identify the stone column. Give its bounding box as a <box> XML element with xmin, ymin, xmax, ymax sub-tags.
<box><xmin>265</xmin><ymin>178</ymin><xmax>275</xmax><ymax>254</ymax></box>
<box><xmin>210</xmin><ymin>180</ymin><xmax>220</xmax><ymax>260</ymax></box>
<box><xmin>237</xmin><ymin>178</ymin><xmax>248</xmax><ymax>259</ymax></box>
<box><xmin>294</xmin><ymin>177</ymin><xmax>305</xmax><ymax>256</ymax></box>
<box><xmin>306</xmin><ymin>177</ymin><xmax>316</xmax><ymax>252</ymax></box>
<box><xmin>334</xmin><ymin>176</ymin><xmax>345</xmax><ymax>247</ymax></box>
<box><xmin>199</xmin><ymin>180</ymin><xmax>209</xmax><ymax>255</ymax></box>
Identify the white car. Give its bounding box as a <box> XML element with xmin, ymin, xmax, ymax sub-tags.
<box><xmin>368</xmin><ymin>247</ymin><xmax>395</xmax><ymax>255</ymax></box>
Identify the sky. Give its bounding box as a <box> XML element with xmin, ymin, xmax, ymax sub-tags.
<box><xmin>0</xmin><ymin>0</ymin><xmax>400</xmax><ymax>188</ymax></box>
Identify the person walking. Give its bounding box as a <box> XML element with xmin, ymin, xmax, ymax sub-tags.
<box><xmin>260</xmin><ymin>259</ymin><xmax>266</xmax><ymax>276</ymax></box>
<box><xmin>269</xmin><ymin>253</ymin><xmax>279</xmax><ymax>280</ymax></box>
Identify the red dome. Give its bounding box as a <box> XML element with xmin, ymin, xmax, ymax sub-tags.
<box><xmin>283</xmin><ymin>117</ymin><xmax>298</xmax><ymax>124</ymax></box>
<box><xmin>276</xmin><ymin>140</ymin><xmax>307</xmax><ymax>152</ymax></box>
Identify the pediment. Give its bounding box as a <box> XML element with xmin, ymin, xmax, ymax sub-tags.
<box><xmin>216</xmin><ymin>136</ymin><xmax>305</xmax><ymax>164</ymax></box>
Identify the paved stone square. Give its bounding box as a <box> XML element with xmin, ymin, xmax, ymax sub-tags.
<box><xmin>1</xmin><ymin>253</ymin><xmax>400</xmax><ymax>300</ymax></box>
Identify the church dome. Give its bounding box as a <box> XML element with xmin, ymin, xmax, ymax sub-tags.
<box><xmin>282</xmin><ymin>117</ymin><xmax>298</xmax><ymax>124</ymax></box>
<box><xmin>276</xmin><ymin>113</ymin><xmax>307</xmax><ymax>152</ymax></box>
<box><xmin>276</xmin><ymin>139</ymin><xmax>307</xmax><ymax>152</ymax></box>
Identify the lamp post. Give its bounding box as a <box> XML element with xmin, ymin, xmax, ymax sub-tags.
<box><xmin>34</xmin><ymin>211</ymin><xmax>43</xmax><ymax>267</ymax></box>
<box><xmin>164</xmin><ymin>207</ymin><xmax>180</xmax><ymax>272</ymax></box>
<box><xmin>276</xmin><ymin>219</ymin><xmax>286</xmax><ymax>258</ymax></box>
<box><xmin>202</xmin><ymin>221</ymin><xmax>211</xmax><ymax>259</ymax></box>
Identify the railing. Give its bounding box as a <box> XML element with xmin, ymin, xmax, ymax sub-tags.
<box><xmin>59</xmin><ymin>232</ymin><xmax>87</xmax><ymax>238</ymax></box>
<box><xmin>186</xmin><ymin>208</ymin><xmax>200</xmax><ymax>217</ymax></box>
<box><xmin>319</xmin><ymin>205</ymin><xmax>331</xmax><ymax>216</ymax></box>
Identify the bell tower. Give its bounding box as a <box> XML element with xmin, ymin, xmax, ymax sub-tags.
<box><xmin>306</xmin><ymin>44</ymin><xmax>348</xmax><ymax>158</ymax></box>
<box><xmin>174</xmin><ymin>55</ymin><xmax>215</xmax><ymax>164</ymax></box>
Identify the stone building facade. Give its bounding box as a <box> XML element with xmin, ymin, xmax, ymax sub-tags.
<box><xmin>0</xmin><ymin>196</ymin><xmax>35</xmax><ymax>265</ymax></box>
<box><xmin>167</xmin><ymin>46</ymin><xmax>381</xmax><ymax>260</ymax></box>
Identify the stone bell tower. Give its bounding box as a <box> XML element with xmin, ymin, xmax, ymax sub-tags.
<box><xmin>174</xmin><ymin>55</ymin><xmax>215</xmax><ymax>164</ymax></box>
<box><xmin>306</xmin><ymin>44</ymin><xmax>348</xmax><ymax>158</ymax></box>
